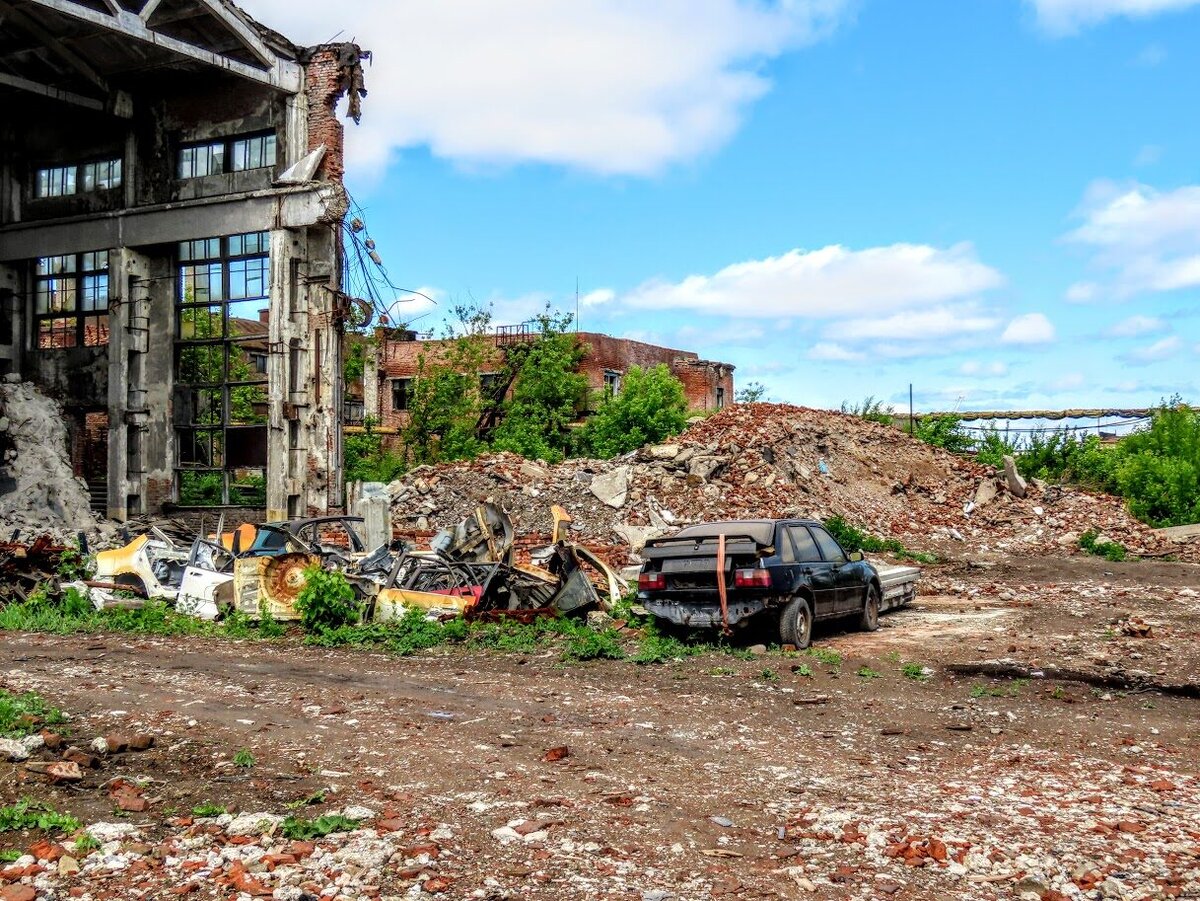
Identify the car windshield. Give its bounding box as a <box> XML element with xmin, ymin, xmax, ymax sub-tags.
<box><xmin>671</xmin><ymin>521</ymin><xmax>776</xmax><ymax>546</ymax></box>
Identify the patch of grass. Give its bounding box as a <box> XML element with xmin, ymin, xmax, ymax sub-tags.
<box><xmin>970</xmin><ymin>678</ymin><xmax>1029</xmax><ymax>699</ymax></box>
<box><xmin>191</xmin><ymin>802</ymin><xmax>227</xmax><ymax>817</ymax></box>
<box><xmin>823</xmin><ymin>515</ymin><xmax>938</xmax><ymax>565</ymax></box>
<box><xmin>633</xmin><ymin>632</ymin><xmax>706</xmax><ymax>665</ymax></box>
<box><xmin>0</xmin><ymin>850</ymin><xmax>21</xmax><ymax>862</ymax></box>
<box><xmin>708</xmin><ymin>666</ymin><xmax>737</xmax><ymax>676</ymax></box>
<box><xmin>757</xmin><ymin>668</ymin><xmax>781</xmax><ymax>683</ymax></box>
<box><xmin>806</xmin><ymin>647</ymin><xmax>843</xmax><ymax>668</ymax></box>
<box><xmin>0</xmin><ymin>799</ymin><xmax>81</xmax><ymax>834</ymax></box>
<box><xmin>791</xmin><ymin>663</ymin><xmax>813</xmax><ymax>678</ymax></box>
<box><xmin>284</xmin><ymin>790</ymin><xmax>327</xmax><ymax>811</ymax></box>
<box><xmin>0</xmin><ymin>689</ymin><xmax>67</xmax><ymax>738</ymax></box>
<box><xmin>232</xmin><ymin>749</ymin><xmax>255</xmax><ymax>768</ymax></box>
<box><xmin>280</xmin><ymin>814</ymin><xmax>361</xmax><ymax>840</ymax></box>
<box><xmin>562</xmin><ymin>627</ymin><xmax>625</xmax><ymax>662</ymax></box>
<box><xmin>856</xmin><ymin>666</ymin><xmax>881</xmax><ymax>679</ymax></box>
<box><xmin>1079</xmin><ymin>529</ymin><xmax>1128</xmax><ymax>562</ymax></box>
<box><xmin>900</xmin><ymin>662</ymin><xmax>928</xmax><ymax>682</ymax></box>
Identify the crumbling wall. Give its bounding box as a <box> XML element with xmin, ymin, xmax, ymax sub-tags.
<box><xmin>303</xmin><ymin>43</ymin><xmax>369</xmax><ymax>184</ymax></box>
<box><xmin>0</xmin><ymin>380</ymin><xmax>98</xmax><ymax>537</ymax></box>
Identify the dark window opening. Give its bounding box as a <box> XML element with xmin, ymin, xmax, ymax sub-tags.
<box><xmin>34</xmin><ymin>251</ymin><xmax>110</xmax><ymax>349</ymax></box>
<box><xmin>604</xmin><ymin>369</ymin><xmax>621</xmax><ymax>397</ymax></box>
<box><xmin>716</xmin><ymin>386</ymin><xmax>725</xmax><ymax>409</ymax></box>
<box><xmin>35</xmin><ymin>158</ymin><xmax>121</xmax><ymax>198</ymax></box>
<box><xmin>175</xmin><ymin>231</ymin><xmax>270</xmax><ymax>506</ymax></box>
<box><xmin>391</xmin><ymin>378</ymin><xmax>412</xmax><ymax>411</ymax></box>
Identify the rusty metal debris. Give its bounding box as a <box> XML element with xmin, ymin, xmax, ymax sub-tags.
<box><xmin>0</xmin><ymin>534</ymin><xmax>72</xmax><ymax>603</ymax></box>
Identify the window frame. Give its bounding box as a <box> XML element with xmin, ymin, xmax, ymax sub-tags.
<box><xmin>178</xmin><ymin>131</ymin><xmax>277</xmax><ymax>180</ymax></box>
<box><xmin>391</xmin><ymin>377</ymin><xmax>412</xmax><ymax>412</ymax></box>
<box><xmin>32</xmin><ymin>250</ymin><xmax>111</xmax><ymax>350</ymax></box>
<box><xmin>174</xmin><ymin>231</ymin><xmax>271</xmax><ymax>507</ymax></box>
<box><xmin>34</xmin><ymin>156</ymin><xmax>122</xmax><ymax>199</ymax></box>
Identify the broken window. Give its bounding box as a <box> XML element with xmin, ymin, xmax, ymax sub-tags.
<box><xmin>35</xmin><ymin>158</ymin><xmax>121</xmax><ymax>197</ymax></box>
<box><xmin>34</xmin><ymin>251</ymin><xmax>110</xmax><ymax>349</ymax></box>
<box><xmin>179</xmin><ymin>132</ymin><xmax>277</xmax><ymax>179</ymax></box>
<box><xmin>604</xmin><ymin>370</ymin><xmax>621</xmax><ymax>397</ymax></box>
<box><xmin>391</xmin><ymin>378</ymin><xmax>411</xmax><ymax>411</ymax></box>
<box><xmin>231</xmin><ymin>134</ymin><xmax>277</xmax><ymax>172</ymax></box>
<box><xmin>178</xmin><ymin>141</ymin><xmax>225</xmax><ymax>179</ymax></box>
<box><xmin>175</xmin><ymin>232</ymin><xmax>270</xmax><ymax>506</ymax></box>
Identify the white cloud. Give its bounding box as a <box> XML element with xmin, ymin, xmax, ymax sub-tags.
<box><xmin>579</xmin><ymin>288</ymin><xmax>615</xmax><ymax>308</ymax></box>
<box><xmin>1134</xmin><ymin>144</ymin><xmax>1163</xmax><ymax>166</ymax></box>
<box><xmin>1052</xmin><ymin>372</ymin><xmax>1086</xmax><ymax>390</ymax></box>
<box><xmin>383</xmin><ymin>286</ymin><xmax>442</xmax><ymax>325</ymax></box>
<box><xmin>959</xmin><ymin>360</ymin><xmax>1009</xmax><ymax>376</ymax></box>
<box><xmin>1123</xmin><ymin>334</ymin><xmax>1183</xmax><ymax>363</ymax></box>
<box><xmin>621</xmin><ymin>243</ymin><xmax>1003</xmax><ymax>318</ymax></box>
<box><xmin>1105</xmin><ymin>314</ymin><xmax>1166</xmax><ymax>337</ymax></box>
<box><xmin>1065</xmin><ymin>281</ymin><xmax>1098</xmax><ymax>303</ymax></box>
<box><xmin>1028</xmin><ymin>0</ymin><xmax>1200</xmax><ymax>34</ymax></box>
<box><xmin>808</xmin><ymin>342</ymin><xmax>864</xmax><ymax>362</ymax></box>
<box><xmin>1000</xmin><ymin>313</ymin><xmax>1057</xmax><ymax>345</ymax></box>
<box><xmin>1066</xmin><ymin>180</ymin><xmax>1200</xmax><ymax>297</ymax></box>
<box><xmin>238</xmin><ymin>0</ymin><xmax>851</xmax><ymax>176</ymax></box>
<box><xmin>824</xmin><ymin>305</ymin><xmax>1000</xmax><ymax>341</ymax></box>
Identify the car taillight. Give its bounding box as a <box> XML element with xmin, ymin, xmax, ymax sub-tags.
<box><xmin>734</xmin><ymin>568</ymin><xmax>771</xmax><ymax>588</ymax></box>
<box><xmin>638</xmin><ymin>572</ymin><xmax>666</xmax><ymax>591</ymax></box>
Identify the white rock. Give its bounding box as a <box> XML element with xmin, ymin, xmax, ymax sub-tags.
<box><xmin>224</xmin><ymin>813</ymin><xmax>284</xmax><ymax>836</ymax></box>
<box><xmin>86</xmin><ymin>822</ymin><xmax>140</xmax><ymax>844</ymax></box>
<box><xmin>0</xmin><ymin>737</ymin><xmax>29</xmax><ymax>761</ymax></box>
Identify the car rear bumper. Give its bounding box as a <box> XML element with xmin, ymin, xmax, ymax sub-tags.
<box><xmin>641</xmin><ymin>595</ymin><xmax>772</xmax><ymax>628</ymax></box>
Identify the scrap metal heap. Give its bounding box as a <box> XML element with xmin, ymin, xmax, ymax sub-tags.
<box><xmin>34</xmin><ymin>505</ymin><xmax>623</xmax><ymax>625</ymax></box>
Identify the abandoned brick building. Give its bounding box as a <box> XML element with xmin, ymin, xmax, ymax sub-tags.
<box><xmin>360</xmin><ymin>327</ymin><xmax>736</xmax><ymax>433</ymax></box>
<box><xmin>0</xmin><ymin>0</ymin><xmax>368</xmax><ymax>521</ymax></box>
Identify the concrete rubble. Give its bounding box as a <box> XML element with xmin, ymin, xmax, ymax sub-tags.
<box><xmin>384</xmin><ymin>404</ymin><xmax>1194</xmax><ymax>565</ymax></box>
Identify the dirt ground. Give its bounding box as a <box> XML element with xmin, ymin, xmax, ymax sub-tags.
<box><xmin>2</xmin><ymin>551</ymin><xmax>1199</xmax><ymax>901</ymax></box>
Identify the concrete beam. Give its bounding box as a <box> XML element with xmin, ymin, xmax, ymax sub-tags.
<box><xmin>0</xmin><ymin>71</ymin><xmax>114</xmax><ymax>114</ymax></box>
<box><xmin>23</xmin><ymin>0</ymin><xmax>302</xmax><ymax>93</ymax></box>
<box><xmin>194</xmin><ymin>0</ymin><xmax>276</xmax><ymax>69</ymax></box>
<box><xmin>0</xmin><ymin>184</ymin><xmax>342</xmax><ymax>260</ymax></box>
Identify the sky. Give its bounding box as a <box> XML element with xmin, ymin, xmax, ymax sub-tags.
<box><xmin>240</xmin><ymin>0</ymin><xmax>1200</xmax><ymax>413</ymax></box>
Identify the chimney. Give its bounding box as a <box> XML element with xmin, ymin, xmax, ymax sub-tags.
<box><xmin>258</xmin><ymin>309</ymin><xmax>269</xmax><ymax>325</ymax></box>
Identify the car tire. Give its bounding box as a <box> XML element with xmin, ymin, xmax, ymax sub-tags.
<box><xmin>779</xmin><ymin>596</ymin><xmax>813</xmax><ymax>649</ymax></box>
<box><xmin>859</xmin><ymin>583</ymin><xmax>880</xmax><ymax>632</ymax></box>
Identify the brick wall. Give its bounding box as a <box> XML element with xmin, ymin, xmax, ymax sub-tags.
<box><xmin>303</xmin><ymin>44</ymin><xmax>368</xmax><ymax>184</ymax></box>
<box><xmin>370</xmin><ymin>330</ymin><xmax>735</xmax><ymax>425</ymax></box>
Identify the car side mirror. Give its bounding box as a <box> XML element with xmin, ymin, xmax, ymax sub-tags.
<box><xmin>849</xmin><ymin>551</ymin><xmax>863</xmax><ymax>562</ymax></box>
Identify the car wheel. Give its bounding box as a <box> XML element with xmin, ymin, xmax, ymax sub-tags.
<box><xmin>779</xmin><ymin>596</ymin><xmax>813</xmax><ymax>649</ymax></box>
<box><xmin>859</xmin><ymin>583</ymin><xmax>880</xmax><ymax>632</ymax></box>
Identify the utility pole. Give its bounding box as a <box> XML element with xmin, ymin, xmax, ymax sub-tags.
<box><xmin>909</xmin><ymin>384</ymin><xmax>914</xmax><ymax>436</ymax></box>
<box><xmin>575</xmin><ymin>276</ymin><xmax>580</xmax><ymax>333</ymax></box>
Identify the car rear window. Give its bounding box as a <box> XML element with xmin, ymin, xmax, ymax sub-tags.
<box><xmin>671</xmin><ymin>521</ymin><xmax>776</xmax><ymax>546</ymax></box>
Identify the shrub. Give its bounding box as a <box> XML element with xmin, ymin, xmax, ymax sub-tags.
<box><xmin>823</xmin><ymin>516</ymin><xmax>937</xmax><ymax>565</ymax></box>
<box><xmin>840</xmin><ymin>395</ymin><xmax>894</xmax><ymax>425</ymax></box>
<box><xmin>913</xmin><ymin>415</ymin><xmax>974</xmax><ymax>454</ymax></box>
<box><xmin>1078</xmin><ymin>529</ymin><xmax>1127</xmax><ymax>562</ymax></box>
<box><xmin>736</xmin><ymin>382</ymin><xmax>767</xmax><ymax>403</ymax></box>
<box><xmin>578</xmin><ymin>364</ymin><xmax>689</xmax><ymax>458</ymax></box>
<box><xmin>562</xmin><ymin>628</ymin><xmax>626</xmax><ymax>662</ymax></box>
<box><xmin>294</xmin><ymin>566</ymin><xmax>360</xmax><ymax>633</ymax></box>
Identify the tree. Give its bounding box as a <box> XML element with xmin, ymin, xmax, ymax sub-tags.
<box><xmin>736</xmin><ymin>381</ymin><xmax>767</xmax><ymax>403</ymax></box>
<box><xmin>400</xmin><ymin>304</ymin><xmax>493</xmax><ymax>465</ymax></box>
<box><xmin>578</xmin><ymin>364</ymin><xmax>689</xmax><ymax>458</ymax></box>
<box><xmin>491</xmin><ymin>312</ymin><xmax>588</xmax><ymax>463</ymax></box>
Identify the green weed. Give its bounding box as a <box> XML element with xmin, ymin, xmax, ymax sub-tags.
<box><xmin>856</xmin><ymin>666</ymin><xmax>881</xmax><ymax>679</ymax></box>
<box><xmin>806</xmin><ymin>647</ymin><xmax>843</xmax><ymax>668</ymax></box>
<box><xmin>232</xmin><ymin>749</ymin><xmax>255</xmax><ymax>768</ymax></box>
<box><xmin>0</xmin><ymin>799</ymin><xmax>81</xmax><ymax>834</ymax></box>
<box><xmin>280</xmin><ymin>814</ymin><xmax>360</xmax><ymax>840</ymax></box>
<box><xmin>191</xmin><ymin>803</ymin><xmax>227</xmax><ymax>817</ymax></box>
<box><xmin>0</xmin><ymin>690</ymin><xmax>66</xmax><ymax>738</ymax></box>
<box><xmin>757</xmin><ymin>668</ymin><xmax>781</xmax><ymax>683</ymax></box>
<box><xmin>1079</xmin><ymin>530</ymin><xmax>1128</xmax><ymax>562</ymax></box>
<box><xmin>900</xmin><ymin>663</ymin><xmax>928</xmax><ymax>681</ymax></box>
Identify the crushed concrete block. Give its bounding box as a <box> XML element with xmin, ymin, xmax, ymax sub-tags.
<box><xmin>589</xmin><ymin>466</ymin><xmax>630</xmax><ymax>509</ymax></box>
<box><xmin>1003</xmin><ymin>455</ymin><xmax>1027</xmax><ymax>498</ymax></box>
<box><xmin>973</xmin><ymin>478</ymin><xmax>999</xmax><ymax>508</ymax></box>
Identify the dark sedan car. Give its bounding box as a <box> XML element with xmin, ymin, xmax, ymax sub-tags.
<box><xmin>636</xmin><ymin>519</ymin><xmax>882</xmax><ymax>648</ymax></box>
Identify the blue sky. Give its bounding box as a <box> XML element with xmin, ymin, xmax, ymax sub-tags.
<box><xmin>244</xmin><ymin>0</ymin><xmax>1200</xmax><ymax>412</ymax></box>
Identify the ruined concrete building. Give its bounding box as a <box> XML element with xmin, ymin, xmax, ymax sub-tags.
<box><xmin>0</xmin><ymin>0</ymin><xmax>368</xmax><ymax>521</ymax></box>
<box><xmin>362</xmin><ymin>327</ymin><xmax>736</xmax><ymax>433</ymax></box>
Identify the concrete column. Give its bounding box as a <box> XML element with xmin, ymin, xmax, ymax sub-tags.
<box><xmin>266</xmin><ymin>226</ymin><xmax>301</xmax><ymax>521</ymax></box>
<box><xmin>106</xmin><ymin>248</ymin><xmax>152</xmax><ymax>520</ymax></box>
<box><xmin>0</xmin><ymin>263</ymin><xmax>21</xmax><ymax>378</ymax></box>
<box><xmin>362</xmin><ymin>340</ymin><xmax>379</xmax><ymax>424</ymax></box>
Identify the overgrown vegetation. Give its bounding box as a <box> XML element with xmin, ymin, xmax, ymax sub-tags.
<box><xmin>1078</xmin><ymin>529</ymin><xmax>1127</xmax><ymax>562</ymax></box>
<box><xmin>281</xmin><ymin>814</ymin><xmax>360</xmax><ymax>840</ymax></box>
<box><xmin>914</xmin><ymin>398</ymin><xmax>1200</xmax><ymax>529</ymax></box>
<box><xmin>736</xmin><ymin>381</ymin><xmax>767</xmax><ymax>403</ymax></box>
<box><xmin>840</xmin><ymin>395</ymin><xmax>894</xmax><ymax>425</ymax></box>
<box><xmin>0</xmin><ymin>799</ymin><xmax>81</xmax><ymax>834</ymax></box>
<box><xmin>823</xmin><ymin>515</ymin><xmax>937</xmax><ymax>565</ymax></box>
<box><xmin>0</xmin><ymin>689</ymin><xmax>66</xmax><ymax>738</ymax></box>
<box><xmin>294</xmin><ymin>566</ymin><xmax>361</xmax><ymax>634</ymax></box>
<box><xmin>577</xmin><ymin>363</ymin><xmax>690</xmax><ymax>458</ymax></box>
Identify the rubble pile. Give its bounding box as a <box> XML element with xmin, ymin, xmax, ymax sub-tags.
<box><xmin>0</xmin><ymin>382</ymin><xmax>101</xmax><ymax>543</ymax></box>
<box><xmin>387</xmin><ymin>403</ymin><xmax>1186</xmax><ymax>561</ymax></box>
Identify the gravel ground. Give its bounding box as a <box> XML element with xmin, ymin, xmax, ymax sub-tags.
<box><xmin>1</xmin><ymin>552</ymin><xmax>1198</xmax><ymax>901</ymax></box>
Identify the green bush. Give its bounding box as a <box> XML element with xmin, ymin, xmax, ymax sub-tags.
<box><xmin>840</xmin><ymin>395</ymin><xmax>894</xmax><ymax>425</ymax></box>
<box><xmin>578</xmin><ymin>364</ymin><xmax>689</xmax><ymax>458</ymax></box>
<box><xmin>823</xmin><ymin>516</ymin><xmax>936</xmax><ymax>564</ymax></box>
<box><xmin>562</xmin><ymin>627</ymin><xmax>626</xmax><ymax>662</ymax></box>
<box><xmin>1109</xmin><ymin>402</ymin><xmax>1200</xmax><ymax>527</ymax></box>
<box><xmin>1078</xmin><ymin>529</ymin><xmax>1127</xmax><ymax>562</ymax></box>
<box><xmin>293</xmin><ymin>566</ymin><xmax>360</xmax><ymax>633</ymax></box>
<box><xmin>913</xmin><ymin>415</ymin><xmax>974</xmax><ymax>454</ymax></box>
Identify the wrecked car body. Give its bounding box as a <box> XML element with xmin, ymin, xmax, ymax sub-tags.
<box><xmin>85</xmin><ymin>529</ymin><xmax>190</xmax><ymax>609</ymax></box>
